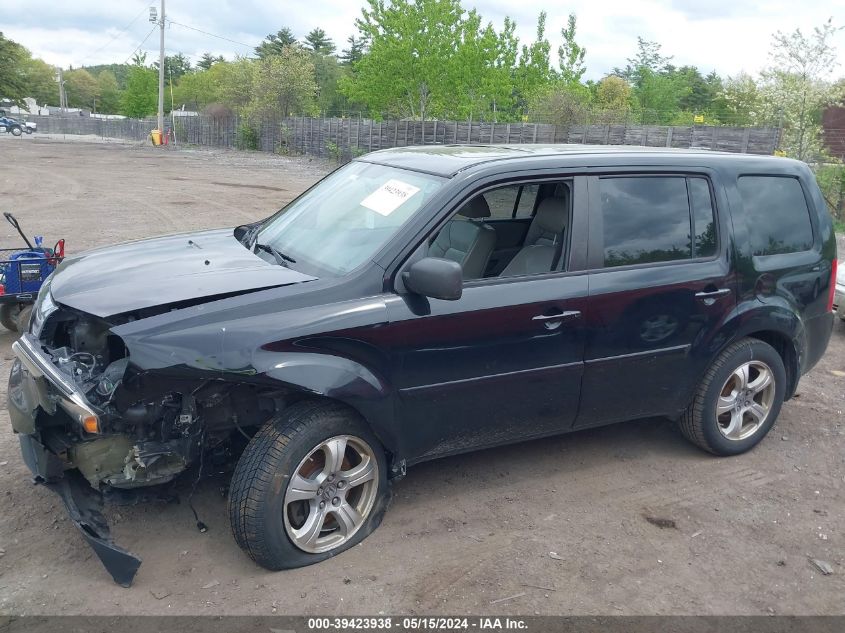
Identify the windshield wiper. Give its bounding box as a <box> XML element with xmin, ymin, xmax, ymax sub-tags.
<box><xmin>254</xmin><ymin>242</ymin><xmax>296</xmax><ymax>267</ymax></box>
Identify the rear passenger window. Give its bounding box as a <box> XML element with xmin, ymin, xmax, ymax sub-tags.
<box><xmin>482</xmin><ymin>184</ymin><xmax>539</xmax><ymax>219</ymax></box>
<box><xmin>737</xmin><ymin>176</ymin><xmax>814</xmax><ymax>255</ymax></box>
<box><xmin>601</xmin><ymin>177</ymin><xmax>696</xmax><ymax>267</ymax></box>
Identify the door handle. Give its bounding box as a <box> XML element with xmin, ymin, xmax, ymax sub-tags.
<box><xmin>532</xmin><ymin>310</ymin><xmax>581</xmax><ymax>322</ymax></box>
<box><xmin>695</xmin><ymin>288</ymin><xmax>731</xmax><ymax>299</ymax></box>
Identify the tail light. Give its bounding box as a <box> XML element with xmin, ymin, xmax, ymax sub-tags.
<box><xmin>827</xmin><ymin>259</ymin><xmax>838</xmax><ymax>313</ymax></box>
<box><xmin>0</xmin><ymin>284</ymin><xmax>4</xmax><ymax>296</ymax></box>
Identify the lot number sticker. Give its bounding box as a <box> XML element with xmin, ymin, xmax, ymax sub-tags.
<box><xmin>361</xmin><ymin>179</ymin><xmax>421</xmax><ymax>216</ymax></box>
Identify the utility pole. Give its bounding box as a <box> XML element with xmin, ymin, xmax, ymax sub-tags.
<box><xmin>56</xmin><ymin>67</ymin><xmax>66</xmax><ymax>113</ymax></box>
<box><xmin>157</xmin><ymin>0</ymin><xmax>166</xmax><ymax>133</ymax></box>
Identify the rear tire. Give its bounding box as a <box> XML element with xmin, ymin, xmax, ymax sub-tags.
<box><xmin>0</xmin><ymin>304</ymin><xmax>21</xmax><ymax>331</ymax></box>
<box><xmin>228</xmin><ymin>400</ymin><xmax>390</xmax><ymax>570</ymax></box>
<box><xmin>10</xmin><ymin>126</ymin><xmax>22</xmax><ymax>137</ymax></box>
<box><xmin>680</xmin><ymin>338</ymin><xmax>786</xmax><ymax>455</ymax></box>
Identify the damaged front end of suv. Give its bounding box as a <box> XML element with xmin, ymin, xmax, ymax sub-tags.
<box><xmin>7</xmin><ymin>231</ymin><xmax>310</xmax><ymax>586</ymax></box>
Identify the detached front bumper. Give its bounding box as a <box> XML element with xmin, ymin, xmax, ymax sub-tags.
<box><xmin>8</xmin><ymin>334</ymin><xmax>142</xmax><ymax>587</ymax></box>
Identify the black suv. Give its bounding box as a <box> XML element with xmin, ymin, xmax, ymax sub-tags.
<box><xmin>8</xmin><ymin>145</ymin><xmax>836</xmax><ymax>586</ymax></box>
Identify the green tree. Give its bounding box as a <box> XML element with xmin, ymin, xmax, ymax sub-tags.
<box><xmin>557</xmin><ymin>13</ymin><xmax>586</xmax><ymax>85</ymax></box>
<box><xmin>255</xmin><ymin>28</ymin><xmax>298</xmax><ymax>58</ymax></box>
<box><xmin>340</xmin><ymin>35</ymin><xmax>367</xmax><ymax>66</ymax></box>
<box><xmin>22</xmin><ymin>57</ymin><xmax>59</xmax><ymax>106</ymax></box>
<box><xmin>304</xmin><ymin>28</ymin><xmax>336</xmax><ymax>54</ymax></box>
<box><xmin>121</xmin><ymin>65</ymin><xmax>158</xmax><ymax>117</ymax></box>
<box><xmin>196</xmin><ymin>53</ymin><xmax>224</xmax><ymax>71</ymax></box>
<box><xmin>343</xmin><ymin>0</ymin><xmax>466</xmax><ymax>120</ymax></box>
<box><xmin>172</xmin><ymin>67</ymin><xmax>219</xmax><ymax>110</ymax></box>
<box><xmin>96</xmin><ymin>70</ymin><xmax>121</xmax><ymax>113</ymax></box>
<box><xmin>633</xmin><ymin>67</ymin><xmax>689</xmax><ymax>123</ymax></box>
<box><xmin>0</xmin><ymin>32</ymin><xmax>28</xmax><ymax>106</ymax></box>
<box><xmin>615</xmin><ymin>37</ymin><xmax>672</xmax><ymax>87</ymax></box>
<box><xmin>64</xmin><ymin>68</ymin><xmax>98</xmax><ymax>109</ymax></box>
<box><xmin>450</xmin><ymin>9</ymin><xmax>516</xmax><ymax>122</ymax></box>
<box><xmin>715</xmin><ymin>73</ymin><xmax>763</xmax><ymax>125</ymax></box>
<box><xmin>154</xmin><ymin>53</ymin><xmax>192</xmax><ymax>81</ymax></box>
<box><xmin>245</xmin><ymin>47</ymin><xmax>318</xmax><ymax>119</ymax></box>
<box><xmin>514</xmin><ymin>11</ymin><xmax>556</xmax><ymax>110</ymax></box>
<box><xmin>528</xmin><ymin>82</ymin><xmax>590</xmax><ymax>126</ymax></box>
<box><xmin>593</xmin><ymin>74</ymin><xmax>632</xmax><ymax>123</ymax></box>
<box><xmin>759</xmin><ymin>19</ymin><xmax>842</xmax><ymax>160</ymax></box>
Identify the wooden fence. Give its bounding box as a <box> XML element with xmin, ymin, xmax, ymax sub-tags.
<box><xmin>27</xmin><ymin>114</ymin><xmax>782</xmax><ymax>159</ymax></box>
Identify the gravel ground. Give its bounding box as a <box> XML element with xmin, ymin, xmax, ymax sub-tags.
<box><xmin>0</xmin><ymin>135</ymin><xmax>843</xmax><ymax>616</ymax></box>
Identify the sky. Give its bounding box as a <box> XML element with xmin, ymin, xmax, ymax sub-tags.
<box><xmin>3</xmin><ymin>0</ymin><xmax>845</xmax><ymax>80</ymax></box>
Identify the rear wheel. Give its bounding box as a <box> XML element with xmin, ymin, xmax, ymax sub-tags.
<box><xmin>228</xmin><ymin>400</ymin><xmax>390</xmax><ymax>570</ymax></box>
<box><xmin>10</xmin><ymin>126</ymin><xmax>22</xmax><ymax>137</ymax></box>
<box><xmin>680</xmin><ymin>338</ymin><xmax>786</xmax><ymax>455</ymax></box>
<box><xmin>0</xmin><ymin>304</ymin><xmax>21</xmax><ymax>331</ymax></box>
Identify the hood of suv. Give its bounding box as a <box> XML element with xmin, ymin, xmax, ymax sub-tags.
<box><xmin>50</xmin><ymin>228</ymin><xmax>316</xmax><ymax>317</ymax></box>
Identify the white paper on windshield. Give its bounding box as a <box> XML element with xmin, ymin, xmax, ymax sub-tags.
<box><xmin>361</xmin><ymin>179</ymin><xmax>421</xmax><ymax>216</ymax></box>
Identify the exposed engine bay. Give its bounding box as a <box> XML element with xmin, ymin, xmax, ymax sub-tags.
<box><xmin>33</xmin><ymin>306</ymin><xmax>276</xmax><ymax>491</ymax></box>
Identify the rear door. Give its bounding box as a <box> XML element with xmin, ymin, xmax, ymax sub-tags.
<box><xmin>576</xmin><ymin>171</ymin><xmax>737</xmax><ymax>427</ymax></box>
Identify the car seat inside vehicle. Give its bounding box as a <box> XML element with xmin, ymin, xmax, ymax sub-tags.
<box><xmin>429</xmin><ymin>196</ymin><xmax>497</xmax><ymax>279</ymax></box>
<box><xmin>499</xmin><ymin>184</ymin><xmax>569</xmax><ymax>277</ymax></box>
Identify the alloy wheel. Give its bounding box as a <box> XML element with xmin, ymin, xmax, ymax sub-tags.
<box><xmin>283</xmin><ymin>434</ymin><xmax>379</xmax><ymax>554</ymax></box>
<box><xmin>715</xmin><ymin>360</ymin><xmax>776</xmax><ymax>441</ymax></box>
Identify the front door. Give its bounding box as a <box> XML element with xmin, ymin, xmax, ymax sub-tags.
<box><xmin>576</xmin><ymin>173</ymin><xmax>737</xmax><ymax>426</ymax></box>
<box><xmin>387</xmin><ymin>177</ymin><xmax>589</xmax><ymax>463</ymax></box>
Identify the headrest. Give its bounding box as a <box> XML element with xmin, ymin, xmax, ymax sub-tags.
<box><xmin>533</xmin><ymin>197</ymin><xmax>568</xmax><ymax>235</ymax></box>
<box><xmin>458</xmin><ymin>195</ymin><xmax>491</xmax><ymax>219</ymax></box>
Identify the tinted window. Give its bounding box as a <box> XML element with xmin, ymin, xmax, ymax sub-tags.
<box><xmin>600</xmin><ymin>177</ymin><xmax>692</xmax><ymax>267</ymax></box>
<box><xmin>689</xmin><ymin>178</ymin><xmax>717</xmax><ymax>258</ymax></box>
<box><xmin>482</xmin><ymin>184</ymin><xmax>539</xmax><ymax>219</ymax></box>
<box><xmin>737</xmin><ymin>176</ymin><xmax>814</xmax><ymax>255</ymax></box>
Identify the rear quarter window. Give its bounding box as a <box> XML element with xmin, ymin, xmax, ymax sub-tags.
<box><xmin>737</xmin><ymin>176</ymin><xmax>814</xmax><ymax>255</ymax></box>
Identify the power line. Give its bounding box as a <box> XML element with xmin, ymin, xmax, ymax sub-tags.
<box><xmin>123</xmin><ymin>24</ymin><xmax>160</xmax><ymax>65</ymax></box>
<box><xmin>78</xmin><ymin>5</ymin><xmax>150</xmax><ymax>65</ymax></box>
<box><xmin>167</xmin><ymin>19</ymin><xmax>255</xmax><ymax>49</ymax></box>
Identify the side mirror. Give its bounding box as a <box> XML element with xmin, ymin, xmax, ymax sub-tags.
<box><xmin>402</xmin><ymin>257</ymin><xmax>463</xmax><ymax>301</ymax></box>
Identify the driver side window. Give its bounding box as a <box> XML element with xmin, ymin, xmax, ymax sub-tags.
<box><xmin>428</xmin><ymin>180</ymin><xmax>572</xmax><ymax>281</ymax></box>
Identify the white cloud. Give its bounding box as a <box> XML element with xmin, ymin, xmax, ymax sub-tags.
<box><xmin>3</xmin><ymin>0</ymin><xmax>845</xmax><ymax>80</ymax></box>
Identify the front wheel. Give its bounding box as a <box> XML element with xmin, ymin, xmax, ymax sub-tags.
<box><xmin>10</xmin><ymin>126</ymin><xmax>22</xmax><ymax>137</ymax></box>
<box><xmin>679</xmin><ymin>338</ymin><xmax>786</xmax><ymax>455</ymax></box>
<box><xmin>0</xmin><ymin>304</ymin><xmax>21</xmax><ymax>331</ymax></box>
<box><xmin>228</xmin><ymin>400</ymin><xmax>390</xmax><ymax>570</ymax></box>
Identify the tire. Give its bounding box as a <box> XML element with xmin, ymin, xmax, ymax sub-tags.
<box><xmin>25</xmin><ymin>128</ymin><xmax>32</xmax><ymax>134</ymax></box>
<box><xmin>0</xmin><ymin>304</ymin><xmax>21</xmax><ymax>332</ymax></box>
<box><xmin>228</xmin><ymin>400</ymin><xmax>390</xmax><ymax>571</ymax></box>
<box><xmin>10</xmin><ymin>126</ymin><xmax>22</xmax><ymax>137</ymax></box>
<box><xmin>16</xmin><ymin>305</ymin><xmax>33</xmax><ymax>333</ymax></box>
<box><xmin>679</xmin><ymin>338</ymin><xmax>786</xmax><ymax>456</ymax></box>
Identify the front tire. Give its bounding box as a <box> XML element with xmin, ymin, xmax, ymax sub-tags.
<box><xmin>10</xmin><ymin>126</ymin><xmax>22</xmax><ymax>137</ymax></box>
<box><xmin>228</xmin><ymin>400</ymin><xmax>390</xmax><ymax>570</ymax></box>
<box><xmin>0</xmin><ymin>304</ymin><xmax>21</xmax><ymax>331</ymax></box>
<box><xmin>680</xmin><ymin>338</ymin><xmax>786</xmax><ymax>455</ymax></box>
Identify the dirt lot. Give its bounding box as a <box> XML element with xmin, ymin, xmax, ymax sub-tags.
<box><xmin>0</xmin><ymin>135</ymin><xmax>843</xmax><ymax>616</ymax></box>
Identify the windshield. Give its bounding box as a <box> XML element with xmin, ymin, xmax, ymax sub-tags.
<box><xmin>255</xmin><ymin>161</ymin><xmax>445</xmax><ymax>276</ymax></box>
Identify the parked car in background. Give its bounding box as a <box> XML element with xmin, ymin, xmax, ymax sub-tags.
<box><xmin>834</xmin><ymin>260</ymin><xmax>845</xmax><ymax>319</ymax></box>
<box><xmin>0</xmin><ymin>116</ymin><xmax>24</xmax><ymax>136</ymax></box>
<box><xmin>7</xmin><ymin>145</ymin><xmax>837</xmax><ymax>587</ymax></box>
